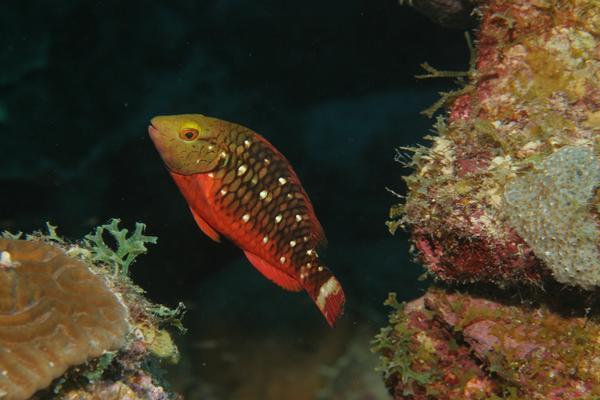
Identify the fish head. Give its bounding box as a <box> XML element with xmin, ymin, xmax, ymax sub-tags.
<box><xmin>148</xmin><ymin>114</ymin><xmax>224</xmax><ymax>175</ymax></box>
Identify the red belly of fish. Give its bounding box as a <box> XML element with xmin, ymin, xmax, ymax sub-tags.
<box><xmin>172</xmin><ymin>172</ymin><xmax>297</xmax><ymax>276</ymax></box>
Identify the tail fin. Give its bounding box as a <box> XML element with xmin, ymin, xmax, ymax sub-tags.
<box><xmin>304</xmin><ymin>269</ymin><xmax>345</xmax><ymax>327</ymax></box>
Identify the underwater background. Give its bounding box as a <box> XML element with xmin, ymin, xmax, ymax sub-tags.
<box><xmin>1</xmin><ymin>1</ymin><xmax>471</xmax><ymax>398</ymax></box>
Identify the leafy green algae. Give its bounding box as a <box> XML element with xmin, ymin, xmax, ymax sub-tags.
<box><xmin>84</xmin><ymin>218</ymin><xmax>157</xmax><ymax>276</ymax></box>
<box><xmin>371</xmin><ymin>293</ymin><xmax>435</xmax><ymax>396</ymax></box>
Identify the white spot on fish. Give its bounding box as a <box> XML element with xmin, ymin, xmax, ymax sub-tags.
<box><xmin>318</xmin><ymin>266</ymin><xmax>323</xmax><ymax>272</ymax></box>
<box><xmin>208</xmin><ymin>172</ymin><xmax>214</xmax><ymax>178</ymax></box>
<box><xmin>208</xmin><ymin>145</ymin><xmax>215</xmax><ymax>151</ymax></box>
<box><xmin>259</xmin><ymin>190</ymin><xmax>268</xmax><ymax>199</ymax></box>
<box><xmin>287</xmin><ymin>193</ymin><xmax>293</xmax><ymax>199</ymax></box>
<box><xmin>275</xmin><ymin>214</ymin><xmax>283</xmax><ymax>223</ymax></box>
<box><xmin>220</xmin><ymin>151</ymin><xmax>228</xmax><ymax>159</ymax></box>
<box><xmin>280</xmin><ymin>256</ymin><xmax>286</xmax><ymax>264</ymax></box>
<box><xmin>303</xmin><ymin>236</ymin><xmax>309</xmax><ymax>242</ymax></box>
<box><xmin>251</xmin><ymin>176</ymin><xmax>259</xmax><ymax>185</ymax></box>
<box><xmin>306</xmin><ymin>249</ymin><xmax>315</xmax><ymax>256</ymax></box>
<box><xmin>242</xmin><ymin>214</ymin><xmax>250</xmax><ymax>222</ymax></box>
<box><xmin>220</xmin><ymin>189</ymin><xmax>227</xmax><ymax>195</ymax></box>
<box><xmin>306</xmin><ymin>262</ymin><xmax>312</xmax><ymax>269</ymax></box>
<box><xmin>290</xmin><ymin>240</ymin><xmax>297</xmax><ymax>247</ymax></box>
<box><xmin>295</xmin><ymin>214</ymin><xmax>302</xmax><ymax>222</ymax></box>
<box><xmin>278</xmin><ymin>177</ymin><xmax>287</xmax><ymax>185</ymax></box>
<box><xmin>244</xmin><ymin>140</ymin><xmax>251</xmax><ymax>148</ymax></box>
<box><xmin>238</xmin><ymin>165</ymin><xmax>248</xmax><ymax>176</ymax></box>
<box><xmin>263</xmin><ymin>236</ymin><xmax>269</xmax><ymax>244</ymax></box>
<box><xmin>264</xmin><ymin>158</ymin><xmax>271</xmax><ymax>164</ymax></box>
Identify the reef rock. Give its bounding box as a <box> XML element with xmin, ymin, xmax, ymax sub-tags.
<box><xmin>389</xmin><ymin>0</ymin><xmax>600</xmax><ymax>289</ymax></box>
<box><xmin>373</xmin><ymin>289</ymin><xmax>600</xmax><ymax>399</ymax></box>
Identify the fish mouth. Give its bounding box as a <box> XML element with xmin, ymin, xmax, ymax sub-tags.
<box><xmin>148</xmin><ymin>122</ymin><xmax>169</xmax><ymax>161</ymax></box>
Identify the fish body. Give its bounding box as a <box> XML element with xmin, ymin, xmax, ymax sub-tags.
<box><xmin>148</xmin><ymin>114</ymin><xmax>344</xmax><ymax>326</ymax></box>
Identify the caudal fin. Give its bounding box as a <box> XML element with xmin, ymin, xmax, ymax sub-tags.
<box><xmin>304</xmin><ymin>270</ymin><xmax>345</xmax><ymax>327</ymax></box>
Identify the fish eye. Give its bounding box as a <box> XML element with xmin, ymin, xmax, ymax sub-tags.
<box><xmin>179</xmin><ymin>128</ymin><xmax>199</xmax><ymax>141</ymax></box>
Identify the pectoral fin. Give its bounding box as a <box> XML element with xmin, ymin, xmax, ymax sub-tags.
<box><xmin>189</xmin><ymin>207</ymin><xmax>221</xmax><ymax>242</ymax></box>
<box><xmin>243</xmin><ymin>251</ymin><xmax>302</xmax><ymax>291</ymax></box>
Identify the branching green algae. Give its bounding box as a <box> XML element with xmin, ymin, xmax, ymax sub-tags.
<box><xmin>83</xmin><ymin>218</ymin><xmax>158</xmax><ymax>276</ymax></box>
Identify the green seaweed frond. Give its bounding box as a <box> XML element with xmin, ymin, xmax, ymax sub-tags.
<box><xmin>421</xmin><ymin>85</ymin><xmax>473</xmax><ymax>118</ymax></box>
<box><xmin>1</xmin><ymin>230</ymin><xmax>22</xmax><ymax>239</ymax></box>
<box><xmin>415</xmin><ymin>62</ymin><xmax>469</xmax><ymax>80</ymax></box>
<box><xmin>83</xmin><ymin>352</ymin><xmax>116</xmax><ymax>384</ymax></box>
<box><xmin>417</xmin><ymin>32</ymin><xmax>477</xmax><ymax>118</ymax></box>
<box><xmin>26</xmin><ymin>222</ymin><xmax>65</xmax><ymax>243</ymax></box>
<box><xmin>4</xmin><ymin>222</ymin><xmax>63</xmax><ymax>242</ymax></box>
<box><xmin>371</xmin><ymin>293</ymin><xmax>433</xmax><ymax>394</ymax></box>
<box><xmin>147</xmin><ymin>302</ymin><xmax>188</xmax><ymax>334</ymax></box>
<box><xmin>416</xmin><ymin>33</ymin><xmax>476</xmax><ymax>80</ymax></box>
<box><xmin>84</xmin><ymin>218</ymin><xmax>157</xmax><ymax>276</ymax></box>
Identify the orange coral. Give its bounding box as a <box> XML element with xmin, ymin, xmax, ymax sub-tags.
<box><xmin>0</xmin><ymin>239</ymin><xmax>130</xmax><ymax>400</ymax></box>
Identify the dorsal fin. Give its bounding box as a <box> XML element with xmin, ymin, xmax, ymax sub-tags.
<box><xmin>243</xmin><ymin>251</ymin><xmax>303</xmax><ymax>292</ymax></box>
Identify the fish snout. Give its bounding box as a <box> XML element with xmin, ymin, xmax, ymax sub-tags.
<box><xmin>149</xmin><ymin>116</ymin><xmax>175</xmax><ymax>153</ymax></box>
<box><xmin>148</xmin><ymin>117</ymin><xmax>172</xmax><ymax>162</ymax></box>
<box><xmin>148</xmin><ymin>123</ymin><xmax>159</xmax><ymax>138</ymax></box>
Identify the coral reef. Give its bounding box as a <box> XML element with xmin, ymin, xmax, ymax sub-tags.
<box><xmin>373</xmin><ymin>289</ymin><xmax>600</xmax><ymax>399</ymax></box>
<box><xmin>388</xmin><ymin>0</ymin><xmax>600</xmax><ymax>288</ymax></box>
<box><xmin>378</xmin><ymin>0</ymin><xmax>600</xmax><ymax>398</ymax></box>
<box><xmin>0</xmin><ymin>220</ymin><xmax>183</xmax><ymax>399</ymax></box>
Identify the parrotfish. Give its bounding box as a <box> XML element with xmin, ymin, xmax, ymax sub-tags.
<box><xmin>148</xmin><ymin>114</ymin><xmax>345</xmax><ymax>326</ymax></box>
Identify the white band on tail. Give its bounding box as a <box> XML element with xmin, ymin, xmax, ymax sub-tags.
<box><xmin>316</xmin><ymin>276</ymin><xmax>342</xmax><ymax>311</ymax></box>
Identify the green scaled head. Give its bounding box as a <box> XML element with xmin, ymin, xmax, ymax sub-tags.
<box><xmin>148</xmin><ymin>114</ymin><xmax>226</xmax><ymax>175</ymax></box>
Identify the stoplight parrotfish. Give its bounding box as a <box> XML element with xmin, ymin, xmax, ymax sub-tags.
<box><xmin>148</xmin><ymin>114</ymin><xmax>345</xmax><ymax>326</ymax></box>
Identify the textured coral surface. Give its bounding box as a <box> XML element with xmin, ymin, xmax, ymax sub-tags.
<box><xmin>390</xmin><ymin>0</ymin><xmax>600</xmax><ymax>287</ymax></box>
<box><xmin>0</xmin><ymin>239</ymin><xmax>129</xmax><ymax>400</ymax></box>
<box><xmin>503</xmin><ymin>146</ymin><xmax>600</xmax><ymax>288</ymax></box>
<box><xmin>373</xmin><ymin>288</ymin><xmax>600</xmax><ymax>399</ymax></box>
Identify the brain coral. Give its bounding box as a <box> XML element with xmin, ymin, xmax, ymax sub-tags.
<box><xmin>0</xmin><ymin>238</ymin><xmax>130</xmax><ymax>400</ymax></box>
<box><xmin>503</xmin><ymin>146</ymin><xmax>600</xmax><ymax>289</ymax></box>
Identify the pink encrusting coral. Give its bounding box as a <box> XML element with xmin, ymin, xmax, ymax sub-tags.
<box><xmin>388</xmin><ymin>0</ymin><xmax>600</xmax><ymax>288</ymax></box>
